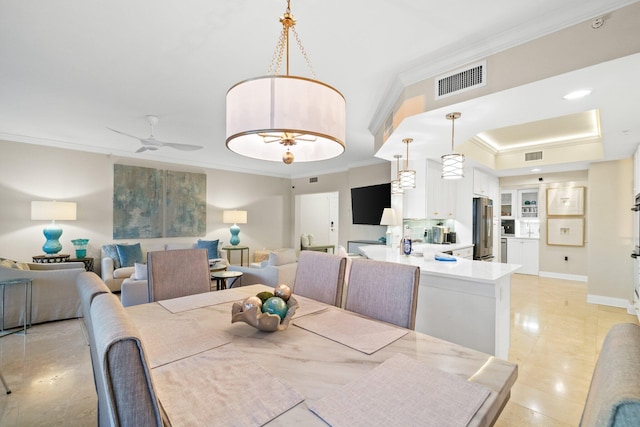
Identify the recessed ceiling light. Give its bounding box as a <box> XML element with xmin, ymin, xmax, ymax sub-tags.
<box><xmin>563</xmin><ymin>89</ymin><xmax>592</xmax><ymax>100</ymax></box>
<box><xmin>531</xmin><ymin>168</ymin><xmax>541</xmax><ymax>172</ymax></box>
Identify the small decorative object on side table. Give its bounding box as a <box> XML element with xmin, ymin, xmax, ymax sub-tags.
<box><xmin>32</xmin><ymin>254</ymin><xmax>70</xmax><ymax>263</ymax></box>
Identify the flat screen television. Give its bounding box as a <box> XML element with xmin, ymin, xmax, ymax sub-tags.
<box><xmin>350</xmin><ymin>183</ymin><xmax>391</xmax><ymax>225</ymax></box>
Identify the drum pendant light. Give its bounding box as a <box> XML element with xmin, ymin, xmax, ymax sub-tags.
<box><xmin>441</xmin><ymin>112</ymin><xmax>465</xmax><ymax>179</ymax></box>
<box><xmin>399</xmin><ymin>138</ymin><xmax>416</xmax><ymax>189</ymax></box>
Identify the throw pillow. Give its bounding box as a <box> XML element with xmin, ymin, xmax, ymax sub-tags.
<box><xmin>308</xmin><ymin>234</ymin><xmax>316</xmax><ymax>246</ymax></box>
<box><xmin>268</xmin><ymin>249</ymin><xmax>297</xmax><ymax>266</ymax></box>
<box><xmin>0</xmin><ymin>258</ymin><xmax>30</xmax><ymax>270</ymax></box>
<box><xmin>197</xmin><ymin>239</ymin><xmax>220</xmax><ymax>259</ymax></box>
<box><xmin>300</xmin><ymin>234</ymin><xmax>309</xmax><ymax>248</ymax></box>
<box><xmin>102</xmin><ymin>244</ymin><xmax>121</xmax><ymax>269</ymax></box>
<box><xmin>116</xmin><ymin>243</ymin><xmax>143</xmax><ymax>267</ymax></box>
<box><xmin>133</xmin><ymin>263</ymin><xmax>147</xmax><ymax>280</ymax></box>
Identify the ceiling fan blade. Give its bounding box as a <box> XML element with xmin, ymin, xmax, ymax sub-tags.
<box><xmin>107</xmin><ymin>127</ymin><xmax>144</xmax><ymax>141</ymax></box>
<box><xmin>135</xmin><ymin>146</ymin><xmax>149</xmax><ymax>153</ymax></box>
<box><xmin>161</xmin><ymin>142</ymin><xmax>204</xmax><ymax>151</ymax></box>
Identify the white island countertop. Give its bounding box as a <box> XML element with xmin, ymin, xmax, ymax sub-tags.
<box><xmin>360</xmin><ymin>245</ymin><xmax>521</xmax><ymax>283</ymax></box>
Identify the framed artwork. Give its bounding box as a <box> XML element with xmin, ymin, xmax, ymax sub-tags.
<box><xmin>547</xmin><ymin>187</ymin><xmax>585</xmax><ymax>215</ymax></box>
<box><xmin>113</xmin><ymin>165</ymin><xmax>206</xmax><ymax>238</ymax></box>
<box><xmin>547</xmin><ymin>218</ymin><xmax>584</xmax><ymax>246</ymax></box>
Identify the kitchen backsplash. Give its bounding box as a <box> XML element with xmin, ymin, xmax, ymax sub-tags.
<box><xmin>403</xmin><ymin>218</ymin><xmax>456</xmax><ymax>243</ymax></box>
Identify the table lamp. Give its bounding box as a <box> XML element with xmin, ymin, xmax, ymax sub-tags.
<box><xmin>223</xmin><ymin>210</ymin><xmax>247</xmax><ymax>246</ymax></box>
<box><xmin>380</xmin><ymin>208</ymin><xmax>397</xmax><ymax>247</ymax></box>
<box><xmin>31</xmin><ymin>201</ymin><xmax>77</xmax><ymax>254</ymax></box>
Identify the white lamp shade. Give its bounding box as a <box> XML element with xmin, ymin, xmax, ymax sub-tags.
<box><xmin>398</xmin><ymin>170</ymin><xmax>416</xmax><ymax>189</ymax></box>
<box><xmin>391</xmin><ymin>180</ymin><xmax>404</xmax><ymax>194</ymax></box>
<box><xmin>226</xmin><ymin>76</ymin><xmax>346</xmax><ymax>162</ymax></box>
<box><xmin>31</xmin><ymin>201</ymin><xmax>77</xmax><ymax>221</ymax></box>
<box><xmin>379</xmin><ymin>208</ymin><xmax>397</xmax><ymax>226</ymax></box>
<box><xmin>223</xmin><ymin>210</ymin><xmax>247</xmax><ymax>224</ymax></box>
<box><xmin>441</xmin><ymin>153</ymin><xmax>465</xmax><ymax>180</ymax></box>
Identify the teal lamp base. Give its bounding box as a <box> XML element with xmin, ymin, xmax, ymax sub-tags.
<box><xmin>229</xmin><ymin>223</ymin><xmax>241</xmax><ymax>246</ymax></box>
<box><xmin>42</xmin><ymin>225</ymin><xmax>63</xmax><ymax>254</ymax></box>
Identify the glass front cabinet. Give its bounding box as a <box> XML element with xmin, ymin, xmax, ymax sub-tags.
<box><xmin>518</xmin><ymin>189</ymin><xmax>538</xmax><ymax>219</ymax></box>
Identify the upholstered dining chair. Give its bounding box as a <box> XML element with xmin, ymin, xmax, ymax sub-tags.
<box><xmin>292</xmin><ymin>251</ymin><xmax>347</xmax><ymax>306</ymax></box>
<box><xmin>344</xmin><ymin>259</ymin><xmax>420</xmax><ymax>329</ymax></box>
<box><xmin>147</xmin><ymin>248</ymin><xmax>211</xmax><ymax>302</ymax></box>
<box><xmin>90</xmin><ymin>293</ymin><xmax>163</xmax><ymax>427</ymax></box>
<box><xmin>76</xmin><ymin>272</ymin><xmax>112</xmax><ymax>426</ymax></box>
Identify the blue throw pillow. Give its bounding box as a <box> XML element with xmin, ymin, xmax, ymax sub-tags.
<box><xmin>197</xmin><ymin>239</ymin><xmax>219</xmax><ymax>259</ymax></box>
<box><xmin>116</xmin><ymin>243</ymin><xmax>144</xmax><ymax>267</ymax></box>
<box><xmin>102</xmin><ymin>244</ymin><xmax>121</xmax><ymax>269</ymax></box>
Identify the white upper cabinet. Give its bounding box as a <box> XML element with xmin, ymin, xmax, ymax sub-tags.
<box><xmin>518</xmin><ymin>189</ymin><xmax>539</xmax><ymax>219</ymax></box>
<box><xmin>403</xmin><ymin>159</ymin><xmax>457</xmax><ymax>219</ymax></box>
<box><xmin>500</xmin><ymin>191</ymin><xmax>515</xmax><ymax>218</ymax></box>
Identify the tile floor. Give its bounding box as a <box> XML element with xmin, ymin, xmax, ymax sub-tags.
<box><xmin>0</xmin><ymin>274</ymin><xmax>638</xmax><ymax>426</ymax></box>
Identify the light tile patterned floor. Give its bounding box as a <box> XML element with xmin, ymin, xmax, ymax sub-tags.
<box><xmin>0</xmin><ymin>274</ymin><xmax>637</xmax><ymax>426</ymax></box>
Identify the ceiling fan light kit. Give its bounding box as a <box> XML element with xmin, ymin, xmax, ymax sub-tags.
<box><xmin>225</xmin><ymin>0</ymin><xmax>346</xmax><ymax>165</ymax></box>
<box><xmin>441</xmin><ymin>112</ymin><xmax>465</xmax><ymax>180</ymax></box>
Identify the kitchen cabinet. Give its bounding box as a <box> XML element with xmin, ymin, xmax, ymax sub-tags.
<box><xmin>452</xmin><ymin>246</ymin><xmax>474</xmax><ymax>259</ymax></box>
<box><xmin>473</xmin><ymin>169</ymin><xmax>498</xmax><ymax>199</ymax></box>
<box><xmin>507</xmin><ymin>238</ymin><xmax>539</xmax><ymax>275</ymax></box>
<box><xmin>518</xmin><ymin>189</ymin><xmax>539</xmax><ymax>219</ymax></box>
<box><xmin>403</xmin><ymin>159</ymin><xmax>456</xmax><ymax>219</ymax></box>
<box><xmin>500</xmin><ymin>191</ymin><xmax>515</xmax><ymax>218</ymax></box>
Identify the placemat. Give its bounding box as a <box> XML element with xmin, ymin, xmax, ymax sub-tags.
<box><xmin>158</xmin><ymin>288</ymin><xmax>251</xmax><ymax>313</ymax></box>
<box><xmin>308</xmin><ymin>353</ymin><xmax>491</xmax><ymax>427</ymax></box>
<box><xmin>293</xmin><ymin>308</ymin><xmax>408</xmax><ymax>354</ymax></box>
<box><xmin>291</xmin><ymin>294</ymin><xmax>329</xmax><ymax>318</ymax></box>
<box><xmin>152</xmin><ymin>346</ymin><xmax>304</xmax><ymax>426</ymax></box>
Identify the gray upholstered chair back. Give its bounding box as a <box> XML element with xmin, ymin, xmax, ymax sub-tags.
<box><xmin>580</xmin><ymin>323</ymin><xmax>640</xmax><ymax>426</ymax></box>
<box><xmin>147</xmin><ymin>248</ymin><xmax>211</xmax><ymax>302</ymax></box>
<box><xmin>293</xmin><ymin>251</ymin><xmax>346</xmax><ymax>306</ymax></box>
<box><xmin>90</xmin><ymin>293</ymin><xmax>162</xmax><ymax>427</ymax></box>
<box><xmin>76</xmin><ymin>272</ymin><xmax>112</xmax><ymax>426</ymax></box>
<box><xmin>345</xmin><ymin>259</ymin><xmax>420</xmax><ymax>329</ymax></box>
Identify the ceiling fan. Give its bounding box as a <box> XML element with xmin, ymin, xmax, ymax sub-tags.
<box><xmin>108</xmin><ymin>115</ymin><xmax>203</xmax><ymax>153</ymax></box>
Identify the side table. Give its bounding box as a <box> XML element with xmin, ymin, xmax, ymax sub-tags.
<box><xmin>69</xmin><ymin>257</ymin><xmax>94</xmax><ymax>272</ymax></box>
<box><xmin>211</xmin><ymin>271</ymin><xmax>243</xmax><ymax>291</ymax></box>
<box><xmin>222</xmin><ymin>245</ymin><xmax>249</xmax><ymax>266</ymax></box>
<box><xmin>32</xmin><ymin>254</ymin><xmax>70</xmax><ymax>263</ymax></box>
<box><xmin>0</xmin><ymin>278</ymin><xmax>32</xmax><ymax>336</ymax></box>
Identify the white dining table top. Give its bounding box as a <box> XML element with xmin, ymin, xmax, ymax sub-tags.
<box><xmin>125</xmin><ymin>284</ymin><xmax>517</xmax><ymax>426</ymax></box>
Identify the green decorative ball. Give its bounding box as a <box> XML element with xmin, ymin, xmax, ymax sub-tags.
<box><xmin>261</xmin><ymin>297</ymin><xmax>288</xmax><ymax>321</ymax></box>
<box><xmin>256</xmin><ymin>291</ymin><xmax>274</xmax><ymax>303</ymax></box>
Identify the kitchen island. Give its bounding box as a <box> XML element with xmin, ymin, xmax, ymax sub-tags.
<box><xmin>359</xmin><ymin>245</ymin><xmax>521</xmax><ymax>359</ymax></box>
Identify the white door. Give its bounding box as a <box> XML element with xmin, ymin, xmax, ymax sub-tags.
<box><xmin>295</xmin><ymin>192</ymin><xmax>339</xmax><ymax>248</ymax></box>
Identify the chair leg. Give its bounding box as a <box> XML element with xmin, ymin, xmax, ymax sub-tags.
<box><xmin>0</xmin><ymin>370</ymin><xmax>11</xmax><ymax>394</ymax></box>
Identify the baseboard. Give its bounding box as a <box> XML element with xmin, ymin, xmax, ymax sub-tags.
<box><xmin>538</xmin><ymin>271</ymin><xmax>588</xmax><ymax>282</ymax></box>
<box><xmin>586</xmin><ymin>294</ymin><xmax>633</xmax><ymax>310</ymax></box>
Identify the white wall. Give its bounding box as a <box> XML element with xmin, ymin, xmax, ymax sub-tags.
<box><xmin>587</xmin><ymin>159</ymin><xmax>634</xmax><ymax>307</ymax></box>
<box><xmin>0</xmin><ymin>140</ymin><xmax>293</xmax><ymax>270</ymax></box>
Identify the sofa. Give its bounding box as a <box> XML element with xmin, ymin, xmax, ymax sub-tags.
<box><xmin>101</xmin><ymin>239</ymin><xmax>226</xmax><ymax>291</ymax></box>
<box><xmin>0</xmin><ymin>257</ymin><xmax>86</xmax><ymax>328</ymax></box>
<box><xmin>227</xmin><ymin>248</ymin><xmax>298</xmax><ymax>288</ymax></box>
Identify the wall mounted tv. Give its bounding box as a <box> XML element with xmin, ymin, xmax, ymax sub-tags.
<box><xmin>350</xmin><ymin>183</ymin><xmax>391</xmax><ymax>225</ymax></box>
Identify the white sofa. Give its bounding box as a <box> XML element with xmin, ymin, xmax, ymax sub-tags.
<box><xmin>0</xmin><ymin>258</ymin><xmax>86</xmax><ymax>328</ymax></box>
<box><xmin>227</xmin><ymin>249</ymin><xmax>298</xmax><ymax>288</ymax></box>
<box><xmin>101</xmin><ymin>241</ymin><xmax>226</xmax><ymax>292</ymax></box>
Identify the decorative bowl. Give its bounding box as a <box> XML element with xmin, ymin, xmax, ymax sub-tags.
<box><xmin>231</xmin><ymin>296</ymin><xmax>298</xmax><ymax>332</ymax></box>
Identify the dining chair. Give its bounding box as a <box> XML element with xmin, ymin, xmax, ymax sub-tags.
<box><xmin>292</xmin><ymin>251</ymin><xmax>346</xmax><ymax>306</ymax></box>
<box><xmin>147</xmin><ymin>248</ymin><xmax>211</xmax><ymax>302</ymax></box>
<box><xmin>76</xmin><ymin>272</ymin><xmax>112</xmax><ymax>426</ymax></box>
<box><xmin>344</xmin><ymin>259</ymin><xmax>420</xmax><ymax>329</ymax></box>
<box><xmin>90</xmin><ymin>292</ymin><xmax>163</xmax><ymax>427</ymax></box>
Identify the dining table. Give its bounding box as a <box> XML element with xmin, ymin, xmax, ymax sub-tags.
<box><xmin>125</xmin><ymin>284</ymin><xmax>518</xmax><ymax>426</ymax></box>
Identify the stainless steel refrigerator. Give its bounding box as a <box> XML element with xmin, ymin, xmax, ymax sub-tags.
<box><xmin>473</xmin><ymin>197</ymin><xmax>494</xmax><ymax>261</ymax></box>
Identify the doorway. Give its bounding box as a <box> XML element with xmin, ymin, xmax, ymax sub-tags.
<box><xmin>294</xmin><ymin>192</ymin><xmax>339</xmax><ymax>250</ymax></box>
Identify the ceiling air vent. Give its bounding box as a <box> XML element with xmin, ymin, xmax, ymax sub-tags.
<box><xmin>525</xmin><ymin>151</ymin><xmax>543</xmax><ymax>161</ymax></box>
<box><xmin>435</xmin><ymin>61</ymin><xmax>486</xmax><ymax>99</ymax></box>
<box><xmin>309</xmin><ymin>177</ymin><xmax>318</xmax><ymax>183</ymax></box>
